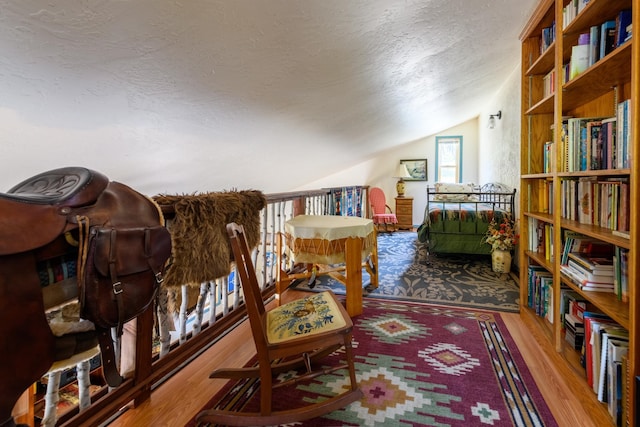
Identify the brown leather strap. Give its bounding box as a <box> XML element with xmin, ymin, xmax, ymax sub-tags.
<box><xmin>107</xmin><ymin>229</ymin><xmax>126</xmax><ymax>337</ymax></box>
<box><xmin>76</xmin><ymin>216</ymin><xmax>91</xmax><ymax>309</ymax></box>
<box><xmin>97</xmin><ymin>327</ymin><xmax>123</xmax><ymax>388</ymax></box>
<box><xmin>144</xmin><ymin>228</ymin><xmax>166</xmax><ymax>284</ymax></box>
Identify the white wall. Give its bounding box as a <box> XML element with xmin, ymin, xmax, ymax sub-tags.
<box><xmin>478</xmin><ymin>65</ymin><xmax>521</xmax><ymax>212</ymax></box>
<box><xmin>304</xmin><ymin>63</ymin><xmax>522</xmax><ymax>227</ymax></box>
<box><xmin>300</xmin><ymin>119</ymin><xmax>480</xmax><ymax>226</ymax></box>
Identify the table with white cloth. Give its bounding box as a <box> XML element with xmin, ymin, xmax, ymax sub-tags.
<box><xmin>277</xmin><ymin>215</ymin><xmax>378</xmax><ymax>316</ymax></box>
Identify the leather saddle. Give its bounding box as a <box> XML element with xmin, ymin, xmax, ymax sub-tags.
<box><xmin>0</xmin><ymin>167</ymin><xmax>171</xmax><ymax>427</ymax></box>
<box><xmin>0</xmin><ymin>167</ymin><xmax>109</xmax><ymax>255</ymax></box>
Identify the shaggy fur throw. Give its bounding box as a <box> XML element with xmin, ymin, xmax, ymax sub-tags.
<box><xmin>153</xmin><ymin>190</ymin><xmax>266</xmax><ymax>289</ymax></box>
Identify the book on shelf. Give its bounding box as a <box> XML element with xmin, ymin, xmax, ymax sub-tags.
<box><xmin>540</xmin><ymin>21</ymin><xmax>556</xmax><ymax>53</ymax></box>
<box><xmin>537</xmin><ymin>220</ymin><xmax>546</xmax><ymax>254</ymax></box>
<box><xmin>543</xmin><ymin>141</ymin><xmax>554</xmax><ymax>173</ymax></box>
<box><xmin>561</xmin><ymin>265</ymin><xmax>614</xmax><ymax>292</ymax></box>
<box><xmin>613</xmin><ymin>247</ymin><xmax>629</xmax><ymax>302</ymax></box>
<box><xmin>570</xmin><ymin>181</ymin><xmax>577</xmax><ymax>221</ymax></box>
<box><xmin>588</xmin><ymin>25</ymin><xmax>600</xmax><ymax>66</ymax></box>
<box><xmin>597</xmin><ymin>327</ymin><xmax>628</xmax><ymax>401</ymax></box>
<box><xmin>619</xmin><ymin>248</ymin><xmax>629</xmax><ymax>302</ymax></box>
<box><xmin>545</xmin><ymin>280</ymin><xmax>554</xmax><ymax>324</ymax></box>
<box><xmin>577</xmin><ymin>0</ymin><xmax>589</xmax><ymax>15</ymax></box>
<box><xmin>569</xmin><ymin>44</ymin><xmax>590</xmax><ymax>80</ymax></box>
<box><xmin>560</xmin><ymin>119</ymin><xmax>570</xmax><ymax>171</ymax></box>
<box><xmin>583</xmin><ymin>315</ymin><xmax>618</xmax><ymax>389</ymax></box>
<box><xmin>567</xmin><ymin>252</ymin><xmax>614</xmax><ymax>273</ymax></box>
<box><xmin>545</xmin><ymin>223</ymin><xmax>553</xmax><ymax>261</ymax></box>
<box><xmin>600</xmin><ymin>117</ymin><xmax>616</xmax><ymax>170</ymax></box>
<box><xmin>560</xmin><ymin>287</ymin><xmax>587</xmax><ymax>324</ymax></box>
<box><xmin>597</xmin><ymin>180</ymin><xmax>614</xmax><ymax>229</ymax></box>
<box><xmin>569</xmin><ymin>297</ymin><xmax>587</xmax><ymax>320</ymax></box>
<box><xmin>607</xmin><ymin>340</ymin><xmax>629</xmax><ymax>423</ymax></box>
<box><xmin>600</xmin><ymin>20</ymin><xmax>617</xmax><ymax>59</ymax></box>
<box><xmin>615</xmin><ymin>9</ymin><xmax>632</xmax><ymax>47</ymax></box>
<box><xmin>566</xmin><ymin>326</ymin><xmax>584</xmax><ymax>350</ymax></box>
<box><xmin>563</xmin><ymin>0</ymin><xmax>590</xmax><ymax>28</ymax></box>
<box><xmin>595</xmin><ymin>178</ymin><xmax>630</xmax><ymax>231</ymax></box>
<box><xmin>543</xmin><ymin>69</ymin><xmax>555</xmax><ymax>98</ymax></box>
<box><xmin>560</xmin><ymin>176</ymin><xmax>629</xmax><ymax>229</ymax></box>
<box><xmin>562</xmin><ymin>4</ymin><xmax>574</xmax><ymax>28</ymax></box>
<box><xmin>622</xmin><ymin>358</ymin><xmax>632</xmax><ymax>425</ymax></box>
<box><xmin>530</xmin><ymin>221</ymin><xmax>553</xmax><ymax>260</ymax></box>
<box><xmin>612</xmin><ymin>230</ymin><xmax>630</xmax><ymax>239</ymax></box>
<box><xmin>565</xmin><ymin>117</ymin><xmax>609</xmax><ymax>172</ymax></box>
<box><xmin>565</xmin><ymin>311</ymin><xmax>584</xmax><ymax>331</ymax></box>
<box><xmin>618</xmin><ymin>180</ymin><xmax>630</xmax><ymax>232</ymax></box>
<box><xmin>580</xmin><ymin>285</ymin><xmax>615</xmax><ymax>293</ymax></box>
<box><xmin>560</xmin><ymin>231</ymin><xmax>613</xmax><ymax>266</ymax></box>
<box><xmin>567</xmin><ymin>259</ymin><xmax>614</xmax><ymax>282</ymax></box>
<box><xmin>577</xmin><ymin>177</ymin><xmax>596</xmax><ymax>224</ymax></box>
<box><xmin>535</xmin><ymin>179</ymin><xmax>553</xmax><ymax>214</ymax></box>
<box><xmin>586</xmin><ymin>120</ymin><xmax>602</xmax><ymax>170</ymax></box>
<box><xmin>527</xmin><ymin>265</ymin><xmax>553</xmax><ymax>319</ymax></box>
<box><xmin>579</xmin><ymin>281</ymin><xmax>614</xmax><ymax>291</ymax></box>
<box><xmin>616</xmin><ymin>99</ymin><xmax>631</xmax><ymax>169</ymax></box>
<box><xmin>565</xmin><ymin>311</ymin><xmax>585</xmax><ymax>350</ymax></box>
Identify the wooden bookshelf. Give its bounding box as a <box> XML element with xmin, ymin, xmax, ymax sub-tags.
<box><xmin>519</xmin><ymin>0</ymin><xmax>637</xmax><ymax>425</ymax></box>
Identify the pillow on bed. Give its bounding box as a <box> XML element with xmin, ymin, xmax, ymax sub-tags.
<box><xmin>433</xmin><ymin>182</ymin><xmax>477</xmax><ymax>202</ymax></box>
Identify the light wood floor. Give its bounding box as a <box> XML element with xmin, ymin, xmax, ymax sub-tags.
<box><xmin>106</xmin><ymin>290</ymin><xmax>598</xmax><ymax>427</ymax></box>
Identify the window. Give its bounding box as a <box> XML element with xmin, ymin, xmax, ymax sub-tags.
<box><xmin>435</xmin><ymin>136</ymin><xmax>462</xmax><ymax>183</ymax></box>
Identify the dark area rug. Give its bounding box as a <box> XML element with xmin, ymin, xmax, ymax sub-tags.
<box><xmin>188</xmin><ymin>299</ymin><xmax>557</xmax><ymax>426</ymax></box>
<box><xmin>293</xmin><ymin>231</ymin><xmax>520</xmax><ymax>312</ymax></box>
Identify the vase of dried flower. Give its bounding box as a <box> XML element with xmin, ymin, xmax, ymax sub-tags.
<box><xmin>491</xmin><ymin>250</ymin><xmax>512</xmax><ymax>273</ymax></box>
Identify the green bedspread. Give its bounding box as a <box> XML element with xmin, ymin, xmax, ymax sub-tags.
<box><xmin>417</xmin><ymin>202</ymin><xmax>508</xmax><ymax>255</ymax></box>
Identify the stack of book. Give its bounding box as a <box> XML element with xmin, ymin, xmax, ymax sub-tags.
<box><xmin>560</xmin><ymin>287</ymin><xmax>587</xmax><ymax>323</ymax></box>
<box><xmin>565</xmin><ymin>311</ymin><xmax>585</xmax><ymax>350</ymax></box>
<box><xmin>562</xmin><ymin>252</ymin><xmax>615</xmax><ymax>292</ymax></box>
<box><xmin>561</xmin><ymin>288</ymin><xmax>587</xmax><ymax>349</ymax></box>
<box><xmin>560</xmin><ymin>232</ymin><xmax>616</xmax><ymax>292</ymax></box>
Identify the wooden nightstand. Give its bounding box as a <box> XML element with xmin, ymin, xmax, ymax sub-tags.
<box><xmin>395</xmin><ymin>197</ymin><xmax>413</xmax><ymax>230</ymax></box>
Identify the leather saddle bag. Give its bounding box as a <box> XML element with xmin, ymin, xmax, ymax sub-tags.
<box><xmin>80</xmin><ymin>225</ymin><xmax>172</xmax><ymax>333</ymax></box>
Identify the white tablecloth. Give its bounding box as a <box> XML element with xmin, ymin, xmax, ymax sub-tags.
<box><xmin>284</xmin><ymin>215</ymin><xmax>375</xmax><ymax>264</ymax></box>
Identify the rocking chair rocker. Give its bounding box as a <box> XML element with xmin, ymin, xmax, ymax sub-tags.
<box><xmin>196</xmin><ymin>222</ymin><xmax>362</xmax><ymax>426</ymax></box>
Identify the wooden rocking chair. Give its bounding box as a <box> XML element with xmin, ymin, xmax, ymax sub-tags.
<box><xmin>196</xmin><ymin>222</ymin><xmax>362</xmax><ymax>426</ymax></box>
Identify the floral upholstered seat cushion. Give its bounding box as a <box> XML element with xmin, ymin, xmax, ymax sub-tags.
<box><xmin>266</xmin><ymin>291</ymin><xmax>347</xmax><ymax>344</ymax></box>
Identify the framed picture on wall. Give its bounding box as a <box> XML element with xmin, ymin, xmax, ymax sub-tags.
<box><xmin>400</xmin><ymin>159</ymin><xmax>427</xmax><ymax>181</ymax></box>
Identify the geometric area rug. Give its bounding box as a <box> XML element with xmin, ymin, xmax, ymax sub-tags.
<box><xmin>293</xmin><ymin>231</ymin><xmax>521</xmax><ymax>313</ymax></box>
<box><xmin>187</xmin><ymin>299</ymin><xmax>557</xmax><ymax>426</ymax></box>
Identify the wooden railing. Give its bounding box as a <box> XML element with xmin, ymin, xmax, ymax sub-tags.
<box><xmin>50</xmin><ymin>185</ymin><xmax>369</xmax><ymax>427</ymax></box>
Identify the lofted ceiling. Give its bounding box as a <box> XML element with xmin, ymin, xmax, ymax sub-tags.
<box><xmin>0</xmin><ymin>0</ymin><xmax>536</xmax><ymax>194</ymax></box>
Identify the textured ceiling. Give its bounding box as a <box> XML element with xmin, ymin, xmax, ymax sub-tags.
<box><xmin>0</xmin><ymin>0</ymin><xmax>536</xmax><ymax>193</ymax></box>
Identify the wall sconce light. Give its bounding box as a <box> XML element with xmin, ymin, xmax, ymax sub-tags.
<box><xmin>394</xmin><ymin>163</ymin><xmax>412</xmax><ymax>197</ymax></box>
<box><xmin>488</xmin><ymin>111</ymin><xmax>502</xmax><ymax>129</ymax></box>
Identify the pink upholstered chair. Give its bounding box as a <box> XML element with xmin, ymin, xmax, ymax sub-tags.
<box><xmin>369</xmin><ymin>187</ymin><xmax>397</xmax><ymax>232</ymax></box>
